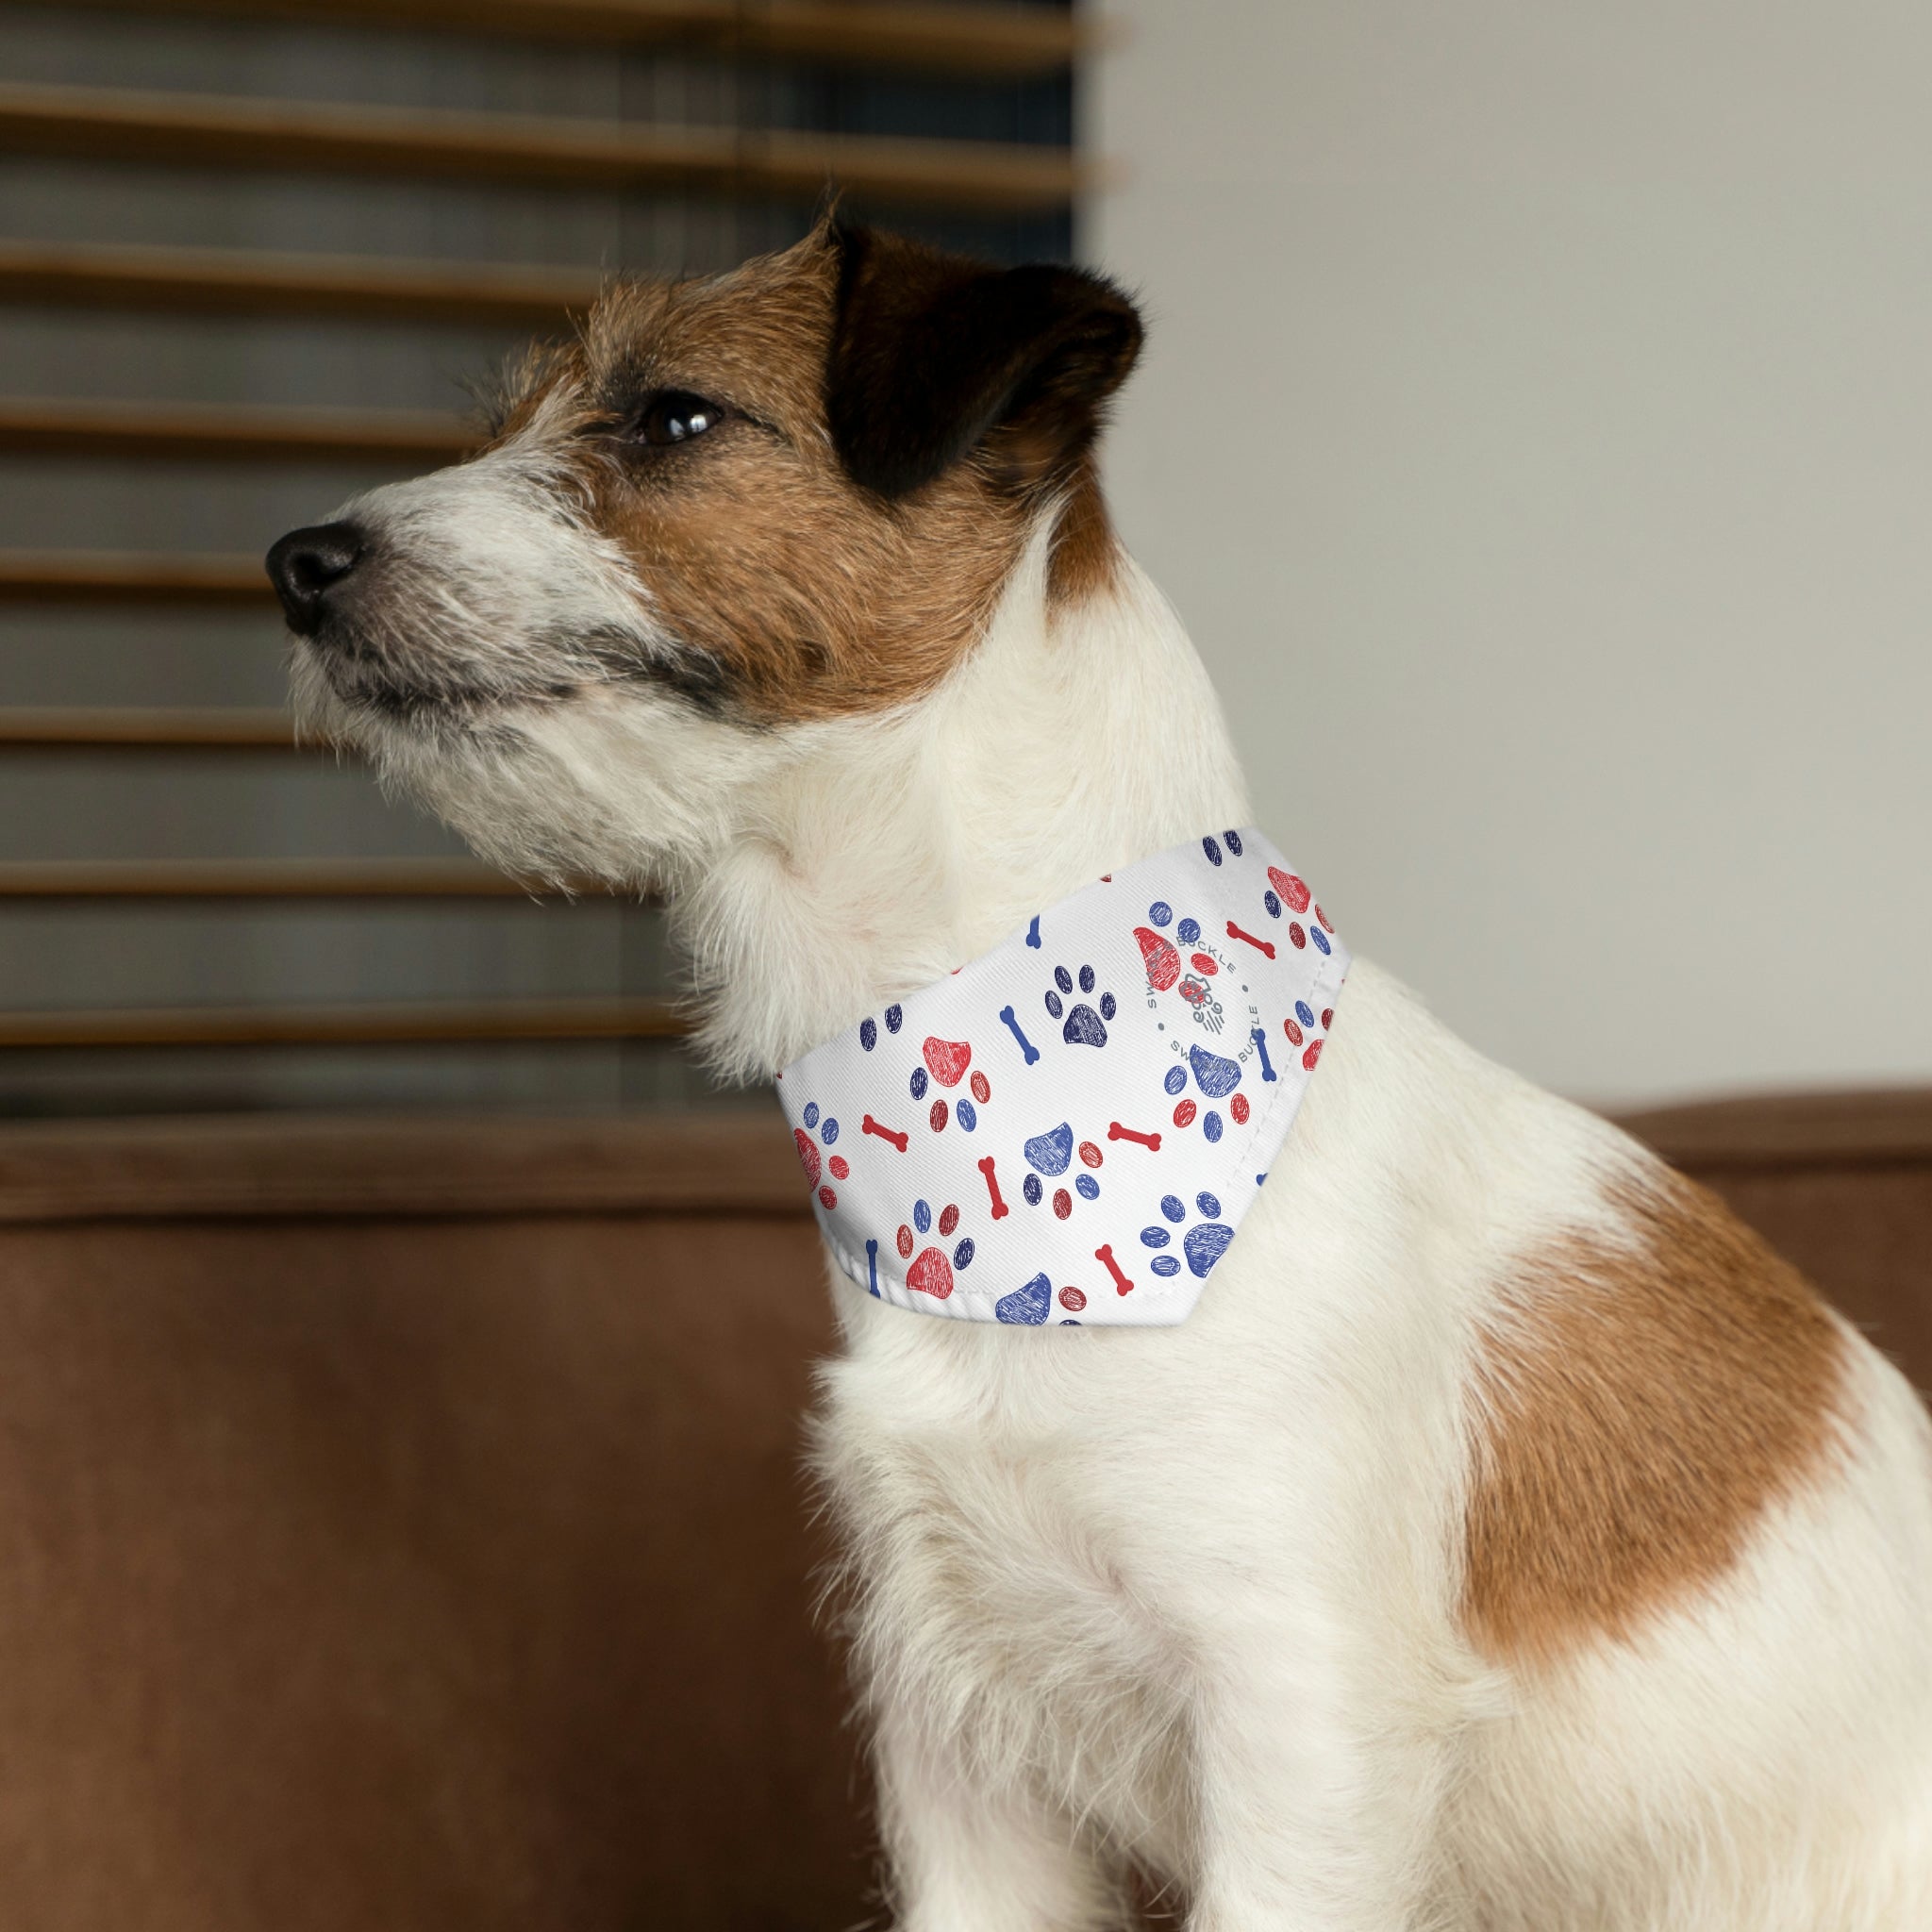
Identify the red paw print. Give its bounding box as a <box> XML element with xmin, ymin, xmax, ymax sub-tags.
<box><xmin>792</xmin><ymin>1102</ymin><xmax>848</xmax><ymax>1210</ymax></box>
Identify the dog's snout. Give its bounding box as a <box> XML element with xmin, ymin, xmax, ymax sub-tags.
<box><xmin>266</xmin><ymin>522</ymin><xmax>365</xmax><ymax>636</ymax></box>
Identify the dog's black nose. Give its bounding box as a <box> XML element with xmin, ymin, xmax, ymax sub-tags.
<box><xmin>266</xmin><ymin>522</ymin><xmax>364</xmax><ymax>635</ymax></box>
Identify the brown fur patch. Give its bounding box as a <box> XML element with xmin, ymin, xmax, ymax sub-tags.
<box><xmin>481</xmin><ymin>225</ymin><xmax>1129</xmax><ymax>723</ymax></box>
<box><xmin>1046</xmin><ymin>457</ymin><xmax>1122</xmax><ymax>607</ymax></box>
<box><xmin>1462</xmin><ymin>1165</ymin><xmax>1849</xmax><ymax>1667</ymax></box>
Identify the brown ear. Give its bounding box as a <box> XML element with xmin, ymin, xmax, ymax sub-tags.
<box><xmin>825</xmin><ymin>223</ymin><xmax>1142</xmax><ymax>501</ymax></box>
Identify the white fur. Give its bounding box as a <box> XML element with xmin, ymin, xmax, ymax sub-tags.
<box><xmin>297</xmin><ymin>484</ymin><xmax>1932</xmax><ymax>1929</ymax></box>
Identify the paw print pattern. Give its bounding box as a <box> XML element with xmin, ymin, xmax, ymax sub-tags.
<box><xmin>993</xmin><ymin>1272</ymin><xmax>1091</xmax><ymax>1325</ymax></box>
<box><xmin>1283</xmin><ymin>999</ymin><xmax>1336</xmax><ymax>1072</ymax></box>
<box><xmin>1134</xmin><ymin>903</ymin><xmax>1231</xmax><ymax>1034</ymax></box>
<box><xmin>792</xmin><ymin>1101</ymin><xmax>848</xmax><ymax>1210</ymax></box>
<box><xmin>907</xmin><ymin>1035</ymin><xmax>993</xmax><ymax>1132</ymax></box>
<box><xmin>1160</xmin><ymin>1052</ymin><xmax>1253</xmax><ymax>1142</ymax></box>
<box><xmin>857</xmin><ymin>1004</ymin><xmax>905</xmax><ymax>1052</ymax></box>
<box><xmin>1134</xmin><ymin>905</ymin><xmax>1191</xmax><ymax>991</ymax></box>
<box><xmin>1140</xmin><ymin>1191</ymin><xmax>1235</xmax><ymax>1280</ymax></box>
<box><xmin>1260</xmin><ymin>866</ymin><xmax>1334</xmax><ymax>958</ymax></box>
<box><xmin>894</xmin><ymin>1197</ymin><xmax>977</xmax><ymax>1299</ymax></box>
<box><xmin>1019</xmin><ymin>1122</ymin><xmax>1105</xmax><ymax>1218</ymax></box>
<box><xmin>1044</xmin><ymin>963</ymin><xmax>1115</xmax><ymax>1048</ymax></box>
<box><xmin>994</xmin><ymin>1272</ymin><xmax>1051</xmax><ymax>1324</ymax></box>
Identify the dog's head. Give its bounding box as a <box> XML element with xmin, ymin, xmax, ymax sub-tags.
<box><xmin>268</xmin><ymin>221</ymin><xmax>1142</xmax><ymax>887</ymax></box>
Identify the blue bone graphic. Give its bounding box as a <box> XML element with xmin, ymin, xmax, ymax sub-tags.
<box><xmin>1250</xmin><ymin>1026</ymin><xmax>1277</xmax><ymax>1082</ymax></box>
<box><xmin>998</xmin><ymin>1005</ymin><xmax>1041</xmax><ymax>1065</ymax></box>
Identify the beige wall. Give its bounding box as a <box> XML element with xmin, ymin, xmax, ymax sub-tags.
<box><xmin>1088</xmin><ymin>2</ymin><xmax>1932</xmax><ymax>1106</ymax></box>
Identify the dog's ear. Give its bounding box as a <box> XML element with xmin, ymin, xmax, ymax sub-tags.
<box><xmin>825</xmin><ymin>223</ymin><xmax>1142</xmax><ymax>501</ymax></box>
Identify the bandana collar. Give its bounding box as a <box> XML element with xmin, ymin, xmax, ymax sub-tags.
<box><xmin>776</xmin><ymin>830</ymin><xmax>1349</xmax><ymax>1326</ymax></box>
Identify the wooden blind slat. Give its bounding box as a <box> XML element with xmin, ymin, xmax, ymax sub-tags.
<box><xmin>0</xmin><ymin>996</ymin><xmax>685</xmax><ymax>1047</ymax></box>
<box><xmin>0</xmin><ymin>83</ymin><xmax>1091</xmax><ymax>213</ymax></box>
<box><xmin>0</xmin><ymin>397</ymin><xmax>474</xmax><ymax>464</ymax></box>
<box><xmin>0</xmin><ymin>860</ymin><xmax>558</xmax><ymax>899</ymax></box>
<box><xmin>0</xmin><ymin>242</ymin><xmax>599</xmax><ymax>326</ymax></box>
<box><xmin>0</xmin><ymin>551</ymin><xmax>273</xmax><ymax>603</ymax></box>
<box><xmin>725</xmin><ymin>0</ymin><xmax>1088</xmax><ymax>73</ymax></box>
<box><xmin>0</xmin><ymin>708</ymin><xmax>304</xmax><ymax>749</ymax></box>
<box><xmin>42</xmin><ymin>0</ymin><xmax>1087</xmax><ymax>75</ymax></box>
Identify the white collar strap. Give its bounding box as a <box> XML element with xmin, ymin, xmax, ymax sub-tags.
<box><xmin>775</xmin><ymin>830</ymin><xmax>1349</xmax><ymax>1326</ymax></box>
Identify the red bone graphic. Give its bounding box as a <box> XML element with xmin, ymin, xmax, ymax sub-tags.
<box><xmin>1108</xmin><ymin>1121</ymin><xmax>1162</xmax><ymax>1152</ymax></box>
<box><xmin>976</xmin><ymin>1155</ymin><xmax>1009</xmax><ymax>1220</ymax></box>
<box><xmin>922</xmin><ymin>1036</ymin><xmax>973</xmax><ymax>1087</ymax></box>
<box><xmin>1094</xmin><ymin>1243</ymin><xmax>1134</xmax><ymax>1296</ymax></box>
<box><xmin>1134</xmin><ymin>925</ymin><xmax>1181</xmax><ymax>991</ymax></box>
<box><xmin>861</xmin><ymin>1114</ymin><xmax>908</xmax><ymax>1152</ymax></box>
<box><xmin>1225</xmin><ymin>919</ymin><xmax>1275</xmax><ymax>959</ymax></box>
<box><xmin>1268</xmin><ymin>866</ymin><xmax>1311</xmax><ymax>913</ymax></box>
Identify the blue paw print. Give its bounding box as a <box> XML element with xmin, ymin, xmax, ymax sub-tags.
<box><xmin>1018</xmin><ymin>1122</ymin><xmax>1103</xmax><ymax>1217</ymax></box>
<box><xmin>1044</xmin><ymin>962</ymin><xmax>1115</xmax><ymax>1047</ymax></box>
<box><xmin>1140</xmin><ymin>1191</ymin><xmax>1235</xmax><ymax>1279</ymax></box>
<box><xmin>858</xmin><ymin>1004</ymin><xmax>904</xmax><ymax>1053</ymax></box>
<box><xmin>1160</xmin><ymin>1042</ymin><xmax>1247</xmax><ymax>1142</ymax></box>
<box><xmin>995</xmin><ymin>1272</ymin><xmax>1052</xmax><ymax>1324</ymax></box>
<box><xmin>994</xmin><ymin>1271</ymin><xmax>1086</xmax><ymax>1326</ymax></box>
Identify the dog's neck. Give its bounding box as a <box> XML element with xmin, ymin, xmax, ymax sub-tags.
<box><xmin>677</xmin><ymin>527</ymin><xmax>1253</xmax><ymax>1082</ymax></box>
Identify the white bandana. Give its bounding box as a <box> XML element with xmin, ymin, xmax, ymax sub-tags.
<box><xmin>775</xmin><ymin>830</ymin><xmax>1349</xmax><ymax>1326</ymax></box>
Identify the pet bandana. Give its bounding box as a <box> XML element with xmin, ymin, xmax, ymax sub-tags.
<box><xmin>776</xmin><ymin>830</ymin><xmax>1349</xmax><ymax>1326</ymax></box>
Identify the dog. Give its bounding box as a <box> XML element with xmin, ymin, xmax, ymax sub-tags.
<box><xmin>268</xmin><ymin>218</ymin><xmax>1932</xmax><ymax>1929</ymax></box>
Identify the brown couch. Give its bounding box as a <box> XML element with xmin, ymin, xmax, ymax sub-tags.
<box><xmin>0</xmin><ymin>1094</ymin><xmax>1924</xmax><ymax>1930</ymax></box>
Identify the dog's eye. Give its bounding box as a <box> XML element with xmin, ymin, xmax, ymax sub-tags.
<box><xmin>631</xmin><ymin>391</ymin><xmax>724</xmax><ymax>447</ymax></box>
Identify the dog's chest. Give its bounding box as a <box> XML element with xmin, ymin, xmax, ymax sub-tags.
<box><xmin>819</xmin><ymin>1336</ymin><xmax>1194</xmax><ymax>1855</ymax></box>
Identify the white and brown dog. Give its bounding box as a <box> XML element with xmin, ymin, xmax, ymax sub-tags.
<box><xmin>269</xmin><ymin>221</ymin><xmax>1932</xmax><ymax>1930</ymax></box>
